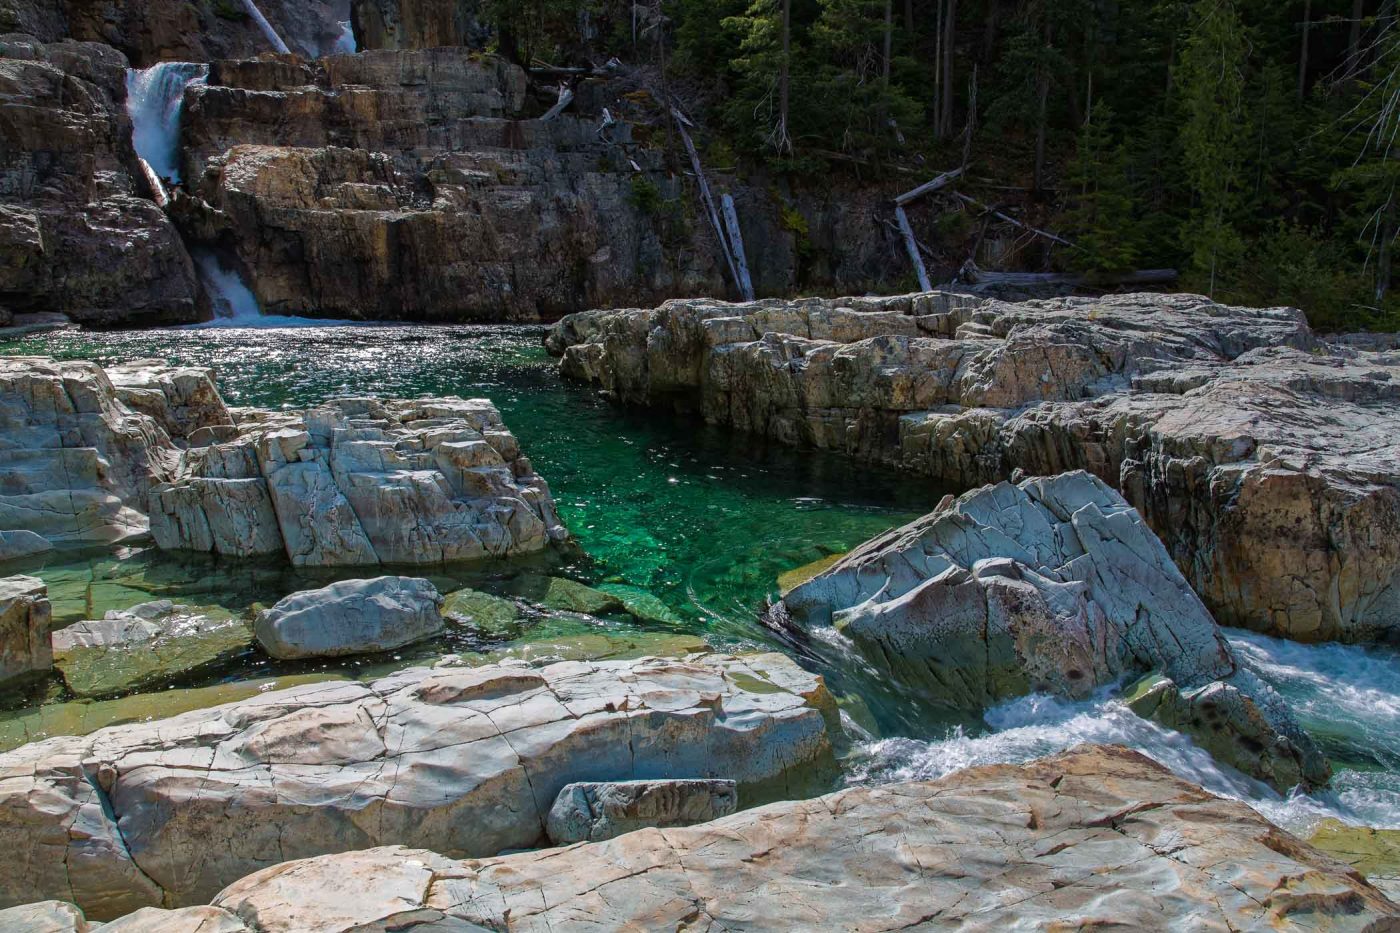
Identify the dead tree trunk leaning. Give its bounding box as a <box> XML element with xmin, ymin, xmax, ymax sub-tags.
<box><xmin>777</xmin><ymin>0</ymin><xmax>792</xmax><ymax>153</ymax></box>
<box><xmin>1298</xmin><ymin>0</ymin><xmax>1312</xmax><ymax>98</ymax></box>
<box><xmin>890</xmin><ymin>169</ymin><xmax>963</xmax><ymax>291</ymax></box>
<box><xmin>672</xmin><ymin>110</ymin><xmax>754</xmax><ymax>300</ymax></box>
<box><xmin>940</xmin><ymin>0</ymin><xmax>958</xmax><ymax>138</ymax></box>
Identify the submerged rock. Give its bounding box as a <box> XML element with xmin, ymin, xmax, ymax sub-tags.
<box><xmin>1309</xmin><ymin>819</ymin><xmax>1400</xmax><ymax>901</ymax></box>
<box><xmin>52</xmin><ymin>600</ymin><xmax>251</xmax><ymax>698</ymax></box>
<box><xmin>152</xmin><ymin>745</ymin><xmax>1397</xmax><ymax>931</ymax></box>
<box><xmin>780</xmin><ymin>471</ymin><xmax>1329</xmax><ymax>792</ymax></box>
<box><xmin>546</xmin><ymin>779</ymin><xmax>739</xmax><ymax>845</ymax></box>
<box><xmin>253</xmin><ymin>576</ymin><xmax>443</xmax><ymax>660</ymax></box>
<box><xmin>0</xmin><ymin>652</ymin><xmax>837</xmax><ymax>917</ymax></box>
<box><xmin>440</xmin><ymin>586</ymin><xmax>523</xmax><ymax>637</ymax></box>
<box><xmin>151</xmin><ymin>395</ymin><xmax>569</xmax><ymax>566</ymax></box>
<box><xmin>549</xmin><ymin>292</ymin><xmax>1400</xmax><ymax>644</ymax></box>
<box><xmin>0</xmin><ymin>574</ymin><xmax>52</xmax><ymax>689</ymax></box>
<box><xmin>507</xmin><ymin>575</ymin><xmax>625</xmax><ymax>616</ymax></box>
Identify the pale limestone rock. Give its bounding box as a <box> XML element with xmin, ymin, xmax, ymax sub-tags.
<box><xmin>0</xmin><ymin>574</ymin><xmax>51</xmax><ymax>687</ymax></box>
<box><xmin>0</xmin><ymin>530</ymin><xmax>51</xmax><ymax>562</ymax></box>
<box><xmin>549</xmin><ymin>292</ymin><xmax>1400</xmax><ymax>644</ymax></box>
<box><xmin>106</xmin><ymin>360</ymin><xmax>235</xmax><ymax>447</ymax></box>
<box><xmin>0</xmin><ymin>653</ymin><xmax>836</xmax><ymax>918</ymax></box>
<box><xmin>151</xmin><ymin>396</ymin><xmax>568</xmax><ymax>566</ymax></box>
<box><xmin>51</xmin><ymin>600</ymin><xmax>251</xmax><ymax>698</ymax></box>
<box><xmin>0</xmin><ymin>900</ymin><xmax>87</xmax><ymax>932</ymax></box>
<box><xmin>779</xmin><ymin>471</ymin><xmax>1329</xmax><ymax>791</ymax></box>
<box><xmin>208</xmin><ymin>746</ymin><xmax>1400</xmax><ymax>931</ymax></box>
<box><xmin>0</xmin><ymin>357</ymin><xmax>173</xmax><ymax>546</ymax></box>
<box><xmin>546</xmin><ymin>779</ymin><xmax>738</xmax><ymax>845</ymax></box>
<box><xmin>98</xmin><ymin>906</ymin><xmax>250</xmax><ymax>932</ymax></box>
<box><xmin>253</xmin><ymin>576</ymin><xmax>443</xmax><ymax>660</ymax></box>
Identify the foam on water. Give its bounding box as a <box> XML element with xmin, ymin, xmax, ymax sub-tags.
<box><xmin>125</xmin><ymin>62</ymin><xmax>207</xmax><ymax>183</ymax></box>
<box><xmin>846</xmin><ymin>630</ymin><xmax>1400</xmax><ymax>835</ymax></box>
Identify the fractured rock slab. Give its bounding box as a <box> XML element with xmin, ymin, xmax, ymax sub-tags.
<box><xmin>0</xmin><ymin>574</ymin><xmax>52</xmax><ymax>688</ymax></box>
<box><xmin>0</xmin><ymin>652</ymin><xmax>837</xmax><ymax>918</ymax></box>
<box><xmin>546</xmin><ymin>778</ymin><xmax>739</xmax><ymax>845</ymax></box>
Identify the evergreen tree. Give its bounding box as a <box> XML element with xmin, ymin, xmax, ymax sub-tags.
<box><xmin>1064</xmin><ymin>104</ymin><xmax>1139</xmax><ymax>276</ymax></box>
<box><xmin>1178</xmin><ymin>0</ymin><xmax>1251</xmax><ymax>296</ymax></box>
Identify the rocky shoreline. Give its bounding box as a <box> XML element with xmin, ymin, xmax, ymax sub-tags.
<box><xmin>548</xmin><ymin>292</ymin><xmax>1400</xmax><ymax>644</ymax></box>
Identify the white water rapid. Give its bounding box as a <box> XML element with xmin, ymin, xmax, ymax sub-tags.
<box><xmin>241</xmin><ymin>0</ymin><xmax>292</xmax><ymax>54</ymax></box>
<box><xmin>844</xmin><ymin>628</ymin><xmax>1400</xmax><ymax>838</ymax></box>
<box><xmin>125</xmin><ymin>62</ymin><xmax>208</xmax><ymax>183</ymax></box>
<box><xmin>193</xmin><ymin>251</ymin><xmax>263</xmax><ymax>322</ymax></box>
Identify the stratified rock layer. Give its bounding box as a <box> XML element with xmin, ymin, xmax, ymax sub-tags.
<box><xmin>0</xmin><ymin>357</ymin><xmax>568</xmax><ymax>565</ymax></box>
<box><xmin>779</xmin><ymin>471</ymin><xmax>1329</xmax><ymax>791</ymax></box>
<box><xmin>549</xmin><ymin>292</ymin><xmax>1400</xmax><ymax>644</ymax></box>
<box><xmin>0</xmin><ymin>35</ymin><xmax>199</xmax><ymax>325</ymax></box>
<box><xmin>172</xmin><ymin>746</ymin><xmax>1397</xmax><ymax>931</ymax></box>
<box><xmin>0</xmin><ymin>652</ymin><xmax>837</xmax><ymax>919</ymax></box>
<box><xmin>150</xmin><ymin>395</ymin><xmax>568</xmax><ymax>566</ymax></box>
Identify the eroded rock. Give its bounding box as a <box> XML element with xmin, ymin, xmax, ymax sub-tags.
<box><xmin>546</xmin><ymin>778</ymin><xmax>738</xmax><ymax>845</ymax></box>
<box><xmin>0</xmin><ymin>652</ymin><xmax>837</xmax><ymax>917</ymax></box>
<box><xmin>549</xmin><ymin>292</ymin><xmax>1400</xmax><ymax>644</ymax></box>
<box><xmin>202</xmin><ymin>745</ymin><xmax>1400</xmax><ymax>931</ymax></box>
<box><xmin>253</xmin><ymin>576</ymin><xmax>443</xmax><ymax>660</ymax></box>
<box><xmin>778</xmin><ymin>471</ymin><xmax>1329</xmax><ymax>791</ymax></box>
<box><xmin>0</xmin><ymin>574</ymin><xmax>52</xmax><ymax>688</ymax></box>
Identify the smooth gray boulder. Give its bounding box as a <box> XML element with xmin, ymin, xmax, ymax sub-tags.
<box><xmin>0</xmin><ymin>653</ymin><xmax>836</xmax><ymax>918</ymax></box>
<box><xmin>204</xmin><ymin>746</ymin><xmax>1400</xmax><ymax>931</ymax></box>
<box><xmin>253</xmin><ymin>576</ymin><xmax>444</xmax><ymax>660</ymax></box>
<box><xmin>545</xmin><ymin>779</ymin><xmax>738</xmax><ymax>845</ymax></box>
<box><xmin>0</xmin><ymin>530</ymin><xmax>51</xmax><ymax>562</ymax></box>
<box><xmin>0</xmin><ymin>574</ymin><xmax>52</xmax><ymax>688</ymax></box>
<box><xmin>778</xmin><ymin>471</ymin><xmax>1329</xmax><ymax>792</ymax></box>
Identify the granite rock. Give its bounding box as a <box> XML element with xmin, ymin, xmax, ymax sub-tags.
<box><xmin>0</xmin><ymin>574</ymin><xmax>50</xmax><ymax>688</ymax></box>
<box><xmin>545</xmin><ymin>778</ymin><xmax>739</xmax><ymax>845</ymax></box>
<box><xmin>253</xmin><ymin>576</ymin><xmax>443</xmax><ymax>660</ymax></box>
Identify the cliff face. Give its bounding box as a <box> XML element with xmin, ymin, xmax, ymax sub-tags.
<box><xmin>0</xmin><ymin>35</ymin><xmax>200</xmax><ymax>325</ymax></box>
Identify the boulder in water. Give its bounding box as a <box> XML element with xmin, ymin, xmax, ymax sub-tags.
<box><xmin>779</xmin><ymin>471</ymin><xmax>1330</xmax><ymax>791</ymax></box>
<box><xmin>253</xmin><ymin>577</ymin><xmax>443</xmax><ymax>660</ymax></box>
<box><xmin>52</xmin><ymin>600</ymin><xmax>251</xmax><ymax>698</ymax></box>
<box><xmin>546</xmin><ymin>779</ymin><xmax>739</xmax><ymax>845</ymax></box>
<box><xmin>0</xmin><ymin>574</ymin><xmax>52</xmax><ymax>688</ymax></box>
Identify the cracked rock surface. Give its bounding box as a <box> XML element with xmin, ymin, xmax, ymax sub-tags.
<box><xmin>36</xmin><ymin>745</ymin><xmax>1388</xmax><ymax>932</ymax></box>
<box><xmin>0</xmin><ymin>652</ymin><xmax>837</xmax><ymax>919</ymax></box>
<box><xmin>0</xmin><ymin>356</ymin><xmax>568</xmax><ymax>565</ymax></box>
<box><xmin>548</xmin><ymin>291</ymin><xmax>1400</xmax><ymax>644</ymax></box>
<box><xmin>778</xmin><ymin>471</ymin><xmax>1330</xmax><ymax>792</ymax></box>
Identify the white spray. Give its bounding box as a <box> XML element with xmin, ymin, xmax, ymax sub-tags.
<box><xmin>241</xmin><ymin>0</ymin><xmax>292</xmax><ymax>54</ymax></box>
<box><xmin>125</xmin><ymin>62</ymin><xmax>208</xmax><ymax>184</ymax></box>
<box><xmin>194</xmin><ymin>251</ymin><xmax>263</xmax><ymax>322</ymax></box>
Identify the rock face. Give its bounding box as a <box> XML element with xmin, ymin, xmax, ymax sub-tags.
<box><xmin>546</xmin><ymin>779</ymin><xmax>739</xmax><ymax>845</ymax></box>
<box><xmin>350</xmin><ymin>0</ymin><xmax>483</xmax><ymax>51</ymax></box>
<box><xmin>51</xmin><ymin>600</ymin><xmax>250</xmax><ymax>698</ymax></box>
<box><xmin>172</xmin><ymin>49</ymin><xmax>729</xmax><ymax>321</ymax></box>
<box><xmin>0</xmin><ymin>356</ymin><xmax>567</xmax><ymax>563</ymax></box>
<box><xmin>150</xmin><ymin>394</ymin><xmax>568</xmax><ymax>566</ymax></box>
<box><xmin>0</xmin><ymin>358</ymin><xmax>174</xmax><ymax>546</ymax></box>
<box><xmin>0</xmin><ymin>574</ymin><xmax>51</xmax><ymax>687</ymax></box>
<box><xmin>0</xmin><ymin>35</ymin><xmax>200</xmax><ymax>325</ymax></box>
<box><xmin>779</xmin><ymin>471</ymin><xmax>1329</xmax><ymax>791</ymax></box>
<box><xmin>0</xmin><ymin>652</ymin><xmax>837</xmax><ymax>918</ymax></box>
<box><xmin>253</xmin><ymin>576</ymin><xmax>443</xmax><ymax>659</ymax></box>
<box><xmin>181</xmin><ymin>746</ymin><xmax>1398</xmax><ymax>931</ymax></box>
<box><xmin>549</xmin><ymin>292</ymin><xmax>1400</xmax><ymax>645</ymax></box>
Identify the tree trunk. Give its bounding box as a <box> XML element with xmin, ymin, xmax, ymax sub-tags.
<box><xmin>1298</xmin><ymin>0</ymin><xmax>1312</xmax><ymax>97</ymax></box>
<box><xmin>904</xmin><ymin>0</ymin><xmax>915</xmax><ymax>33</ymax></box>
<box><xmin>932</xmin><ymin>0</ymin><xmax>944</xmax><ymax>138</ymax></box>
<box><xmin>1034</xmin><ymin>74</ymin><xmax>1049</xmax><ymax>191</ymax></box>
<box><xmin>1379</xmin><ymin>184</ymin><xmax>1396</xmax><ymax>302</ymax></box>
<box><xmin>1349</xmin><ymin>0</ymin><xmax>1366</xmax><ymax>74</ymax></box>
<box><xmin>940</xmin><ymin>0</ymin><xmax>958</xmax><ymax>137</ymax></box>
<box><xmin>883</xmin><ymin>0</ymin><xmax>894</xmax><ymax>86</ymax></box>
<box><xmin>982</xmin><ymin>0</ymin><xmax>1000</xmax><ymax>57</ymax></box>
<box><xmin>778</xmin><ymin>0</ymin><xmax>792</xmax><ymax>152</ymax></box>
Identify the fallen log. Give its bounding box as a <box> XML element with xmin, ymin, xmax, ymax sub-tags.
<box><xmin>959</xmin><ymin>262</ymin><xmax>1179</xmax><ymax>288</ymax></box>
<box><xmin>895</xmin><ymin>206</ymin><xmax>932</xmax><ymax>292</ymax></box>
<box><xmin>895</xmin><ymin>167</ymin><xmax>963</xmax><ymax>206</ymax></box>
<box><xmin>953</xmin><ymin>193</ymin><xmax>1071</xmax><ymax>247</ymax></box>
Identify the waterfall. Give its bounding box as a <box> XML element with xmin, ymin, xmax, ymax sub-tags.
<box><xmin>241</xmin><ymin>0</ymin><xmax>291</xmax><ymax>54</ymax></box>
<box><xmin>194</xmin><ymin>251</ymin><xmax>263</xmax><ymax>322</ymax></box>
<box><xmin>333</xmin><ymin>21</ymin><xmax>357</xmax><ymax>54</ymax></box>
<box><xmin>126</xmin><ymin>62</ymin><xmax>208</xmax><ymax>183</ymax></box>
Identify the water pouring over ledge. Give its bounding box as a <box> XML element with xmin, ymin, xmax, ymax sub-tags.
<box><xmin>125</xmin><ymin>62</ymin><xmax>207</xmax><ymax>183</ymax></box>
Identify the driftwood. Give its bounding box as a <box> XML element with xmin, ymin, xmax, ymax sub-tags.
<box><xmin>540</xmin><ymin>85</ymin><xmax>575</xmax><ymax>122</ymax></box>
<box><xmin>136</xmin><ymin>157</ymin><xmax>169</xmax><ymax>210</ymax></box>
<box><xmin>953</xmin><ymin>193</ymin><xmax>1071</xmax><ymax>247</ymax></box>
<box><xmin>672</xmin><ymin>109</ymin><xmax>744</xmax><ymax>297</ymax></box>
<box><xmin>894</xmin><ymin>206</ymin><xmax>932</xmax><ymax>291</ymax></box>
<box><xmin>895</xmin><ymin>167</ymin><xmax>963</xmax><ymax>206</ymax></box>
<box><xmin>959</xmin><ymin>262</ymin><xmax>1178</xmax><ymax>288</ymax></box>
<box><xmin>721</xmin><ymin>194</ymin><xmax>756</xmax><ymax>301</ymax></box>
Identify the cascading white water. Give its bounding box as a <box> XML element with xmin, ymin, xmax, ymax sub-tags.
<box><xmin>842</xmin><ymin>628</ymin><xmax>1400</xmax><ymax>838</ymax></box>
<box><xmin>126</xmin><ymin>62</ymin><xmax>208</xmax><ymax>183</ymax></box>
<box><xmin>194</xmin><ymin>251</ymin><xmax>262</xmax><ymax>322</ymax></box>
<box><xmin>333</xmin><ymin>21</ymin><xmax>357</xmax><ymax>54</ymax></box>
<box><xmin>241</xmin><ymin>0</ymin><xmax>291</xmax><ymax>54</ymax></box>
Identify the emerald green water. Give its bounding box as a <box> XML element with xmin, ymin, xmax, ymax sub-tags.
<box><xmin>0</xmin><ymin>323</ymin><xmax>939</xmax><ymax>728</ymax></box>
